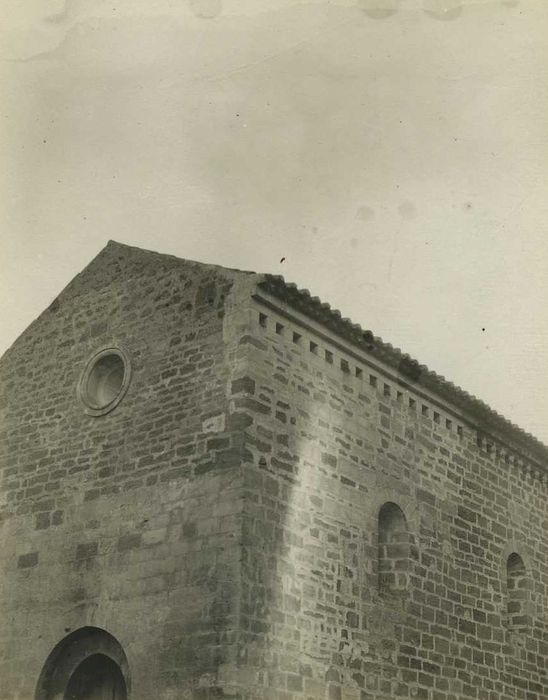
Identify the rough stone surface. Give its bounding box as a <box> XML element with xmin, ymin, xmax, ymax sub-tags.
<box><xmin>0</xmin><ymin>242</ymin><xmax>547</xmax><ymax>700</ymax></box>
<box><xmin>238</xmin><ymin>299</ymin><xmax>548</xmax><ymax>700</ymax></box>
<box><xmin>0</xmin><ymin>243</ymin><xmax>254</xmax><ymax>699</ymax></box>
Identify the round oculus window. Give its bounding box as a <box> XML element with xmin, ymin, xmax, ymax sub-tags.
<box><xmin>79</xmin><ymin>348</ymin><xmax>131</xmax><ymax>416</ymax></box>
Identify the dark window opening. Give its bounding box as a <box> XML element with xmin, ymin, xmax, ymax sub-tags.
<box><xmin>378</xmin><ymin>502</ymin><xmax>410</xmax><ymax>599</ymax></box>
<box><xmin>86</xmin><ymin>354</ymin><xmax>124</xmax><ymax>409</ymax></box>
<box><xmin>79</xmin><ymin>348</ymin><xmax>131</xmax><ymax>416</ymax></box>
<box><xmin>506</xmin><ymin>553</ymin><xmax>528</xmax><ymax>633</ymax></box>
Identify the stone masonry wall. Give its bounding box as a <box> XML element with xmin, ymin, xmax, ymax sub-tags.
<box><xmin>2</xmin><ymin>247</ymin><xmax>547</xmax><ymax>700</ymax></box>
<box><xmin>233</xmin><ymin>296</ymin><xmax>548</xmax><ymax>700</ymax></box>
<box><xmin>0</xmin><ymin>243</ymin><xmax>254</xmax><ymax>700</ymax></box>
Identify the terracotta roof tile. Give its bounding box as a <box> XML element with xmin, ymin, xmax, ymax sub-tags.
<box><xmin>258</xmin><ymin>273</ymin><xmax>548</xmax><ymax>468</ymax></box>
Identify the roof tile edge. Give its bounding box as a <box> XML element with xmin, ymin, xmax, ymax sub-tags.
<box><xmin>257</xmin><ymin>273</ymin><xmax>548</xmax><ymax>468</ymax></box>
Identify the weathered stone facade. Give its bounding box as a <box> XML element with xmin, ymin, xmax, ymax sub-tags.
<box><xmin>0</xmin><ymin>242</ymin><xmax>547</xmax><ymax>700</ymax></box>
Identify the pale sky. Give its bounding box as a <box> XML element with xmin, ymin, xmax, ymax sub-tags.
<box><xmin>1</xmin><ymin>0</ymin><xmax>548</xmax><ymax>442</ymax></box>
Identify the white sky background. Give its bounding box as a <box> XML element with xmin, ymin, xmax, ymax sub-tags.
<box><xmin>1</xmin><ymin>0</ymin><xmax>548</xmax><ymax>442</ymax></box>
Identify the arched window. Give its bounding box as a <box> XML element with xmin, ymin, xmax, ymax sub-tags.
<box><xmin>35</xmin><ymin>627</ymin><xmax>129</xmax><ymax>700</ymax></box>
<box><xmin>378</xmin><ymin>502</ymin><xmax>409</xmax><ymax>598</ymax></box>
<box><xmin>506</xmin><ymin>552</ymin><xmax>528</xmax><ymax>632</ymax></box>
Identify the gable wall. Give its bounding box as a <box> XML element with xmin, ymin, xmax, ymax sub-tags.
<box><xmin>0</xmin><ymin>245</ymin><xmax>251</xmax><ymax>699</ymax></box>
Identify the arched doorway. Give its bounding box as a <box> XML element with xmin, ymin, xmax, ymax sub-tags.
<box><xmin>35</xmin><ymin>627</ymin><xmax>130</xmax><ymax>700</ymax></box>
<box><xmin>64</xmin><ymin>654</ymin><xmax>127</xmax><ymax>700</ymax></box>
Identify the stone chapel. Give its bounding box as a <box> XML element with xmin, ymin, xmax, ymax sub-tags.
<box><xmin>0</xmin><ymin>241</ymin><xmax>547</xmax><ymax>700</ymax></box>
